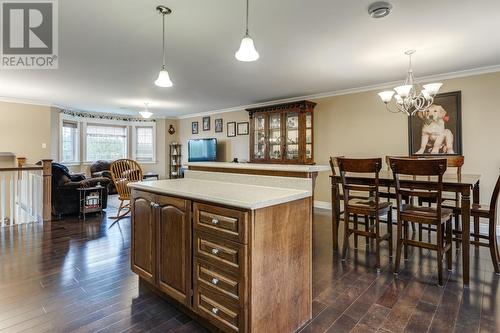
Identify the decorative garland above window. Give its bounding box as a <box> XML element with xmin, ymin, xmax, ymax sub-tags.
<box><xmin>61</xmin><ymin>109</ymin><xmax>156</xmax><ymax>122</ymax></box>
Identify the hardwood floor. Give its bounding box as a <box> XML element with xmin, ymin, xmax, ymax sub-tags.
<box><xmin>0</xmin><ymin>201</ymin><xmax>499</xmax><ymax>332</ymax></box>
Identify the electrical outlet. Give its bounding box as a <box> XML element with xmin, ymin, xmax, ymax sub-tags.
<box><xmin>41</xmin><ymin>143</ymin><xmax>47</xmax><ymax>149</ymax></box>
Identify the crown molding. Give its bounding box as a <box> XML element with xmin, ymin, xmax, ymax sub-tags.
<box><xmin>0</xmin><ymin>96</ymin><xmax>54</xmax><ymax>108</ymax></box>
<box><xmin>175</xmin><ymin>64</ymin><xmax>500</xmax><ymax>119</ymax></box>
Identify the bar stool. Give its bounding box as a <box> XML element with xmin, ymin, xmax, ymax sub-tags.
<box><xmin>337</xmin><ymin>157</ymin><xmax>393</xmax><ymax>272</ymax></box>
<box><xmin>389</xmin><ymin>158</ymin><xmax>453</xmax><ymax>286</ymax></box>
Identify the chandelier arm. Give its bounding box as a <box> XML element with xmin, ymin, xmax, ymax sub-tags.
<box><xmin>384</xmin><ymin>103</ymin><xmax>403</xmax><ymax>114</ymax></box>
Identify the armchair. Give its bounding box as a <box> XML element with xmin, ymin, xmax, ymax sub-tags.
<box><xmin>52</xmin><ymin>163</ymin><xmax>110</xmax><ymax>217</ymax></box>
<box><xmin>90</xmin><ymin>160</ymin><xmax>117</xmax><ymax>194</ymax></box>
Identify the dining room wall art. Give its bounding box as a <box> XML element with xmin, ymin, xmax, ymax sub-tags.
<box><xmin>408</xmin><ymin>91</ymin><xmax>462</xmax><ymax>155</ymax></box>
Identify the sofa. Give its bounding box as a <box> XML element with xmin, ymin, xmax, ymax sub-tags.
<box><xmin>51</xmin><ymin>163</ymin><xmax>110</xmax><ymax>217</ymax></box>
<box><xmin>90</xmin><ymin>160</ymin><xmax>117</xmax><ymax>194</ymax></box>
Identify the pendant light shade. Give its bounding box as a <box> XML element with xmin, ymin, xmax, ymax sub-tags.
<box><xmin>235</xmin><ymin>0</ymin><xmax>259</xmax><ymax>62</ymax></box>
<box><xmin>155</xmin><ymin>66</ymin><xmax>173</xmax><ymax>87</ymax></box>
<box><xmin>139</xmin><ymin>103</ymin><xmax>153</xmax><ymax>119</ymax></box>
<box><xmin>155</xmin><ymin>6</ymin><xmax>173</xmax><ymax>87</ymax></box>
<box><xmin>235</xmin><ymin>35</ymin><xmax>259</xmax><ymax>62</ymax></box>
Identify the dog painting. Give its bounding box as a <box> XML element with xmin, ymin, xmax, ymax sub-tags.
<box><xmin>408</xmin><ymin>91</ymin><xmax>462</xmax><ymax>155</ymax></box>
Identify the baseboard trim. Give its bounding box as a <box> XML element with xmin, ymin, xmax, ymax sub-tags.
<box><xmin>313</xmin><ymin>200</ymin><xmax>500</xmax><ymax>234</ymax></box>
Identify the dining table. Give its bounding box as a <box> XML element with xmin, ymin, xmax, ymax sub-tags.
<box><xmin>330</xmin><ymin>170</ymin><xmax>481</xmax><ymax>286</ymax></box>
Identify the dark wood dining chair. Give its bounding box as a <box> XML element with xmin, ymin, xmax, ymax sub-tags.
<box><xmin>451</xmin><ymin>174</ymin><xmax>500</xmax><ymax>274</ymax></box>
<box><xmin>337</xmin><ymin>157</ymin><xmax>393</xmax><ymax>272</ymax></box>
<box><xmin>419</xmin><ymin>156</ymin><xmax>464</xmax><ymax>246</ymax></box>
<box><xmin>389</xmin><ymin>158</ymin><xmax>453</xmax><ymax>286</ymax></box>
<box><xmin>330</xmin><ymin>156</ymin><xmax>371</xmax><ymax>249</ymax></box>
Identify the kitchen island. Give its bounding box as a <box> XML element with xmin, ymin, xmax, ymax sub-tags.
<box><xmin>128</xmin><ymin>173</ymin><xmax>313</xmax><ymax>333</ymax></box>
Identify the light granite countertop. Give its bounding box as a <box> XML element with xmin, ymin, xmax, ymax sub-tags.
<box><xmin>185</xmin><ymin>161</ymin><xmax>330</xmax><ymax>173</ymax></box>
<box><xmin>128</xmin><ymin>178</ymin><xmax>312</xmax><ymax>210</ymax></box>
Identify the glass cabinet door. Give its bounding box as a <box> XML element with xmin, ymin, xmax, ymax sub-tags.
<box><xmin>253</xmin><ymin>114</ymin><xmax>266</xmax><ymax>160</ymax></box>
<box><xmin>268</xmin><ymin>113</ymin><xmax>282</xmax><ymax>160</ymax></box>
<box><xmin>305</xmin><ymin>112</ymin><xmax>313</xmax><ymax>160</ymax></box>
<box><xmin>285</xmin><ymin>112</ymin><xmax>299</xmax><ymax>160</ymax></box>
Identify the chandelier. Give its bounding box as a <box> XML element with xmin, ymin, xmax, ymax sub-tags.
<box><xmin>377</xmin><ymin>50</ymin><xmax>442</xmax><ymax>116</ymax></box>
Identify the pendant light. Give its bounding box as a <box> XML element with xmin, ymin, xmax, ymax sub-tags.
<box><xmin>139</xmin><ymin>103</ymin><xmax>153</xmax><ymax>119</ymax></box>
<box><xmin>154</xmin><ymin>5</ymin><xmax>174</xmax><ymax>87</ymax></box>
<box><xmin>235</xmin><ymin>0</ymin><xmax>259</xmax><ymax>62</ymax></box>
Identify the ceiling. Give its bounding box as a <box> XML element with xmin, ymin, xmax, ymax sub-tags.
<box><xmin>1</xmin><ymin>0</ymin><xmax>499</xmax><ymax>118</ymax></box>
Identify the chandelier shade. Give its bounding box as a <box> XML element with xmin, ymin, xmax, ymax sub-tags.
<box><xmin>377</xmin><ymin>50</ymin><xmax>443</xmax><ymax>116</ymax></box>
<box><xmin>139</xmin><ymin>103</ymin><xmax>153</xmax><ymax>119</ymax></box>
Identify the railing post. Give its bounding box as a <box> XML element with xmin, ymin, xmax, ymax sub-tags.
<box><xmin>42</xmin><ymin>159</ymin><xmax>52</xmax><ymax>222</ymax></box>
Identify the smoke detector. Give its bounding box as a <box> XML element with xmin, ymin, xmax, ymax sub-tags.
<box><xmin>368</xmin><ymin>2</ymin><xmax>392</xmax><ymax>18</ymax></box>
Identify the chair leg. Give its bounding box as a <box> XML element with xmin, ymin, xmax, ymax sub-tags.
<box><xmin>418</xmin><ymin>224</ymin><xmax>423</xmax><ymax>241</ymax></box>
<box><xmin>394</xmin><ymin>219</ymin><xmax>403</xmax><ymax>275</ymax></box>
<box><xmin>388</xmin><ymin>209</ymin><xmax>393</xmax><ymax>258</ymax></box>
<box><xmin>446</xmin><ymin>218</ymin><xmax>452</xmax><ymax>271</ymax></box>
<box><xmin>342</xmin><ymin>213</ymin><xmax>350</xmax><ymax>261</ymax></box>
<box><xmin>375</xmin><ymin>217</ymin><xmax>381</xmax><ymax>273</ymax></box>
<box><xmin>488</xmin><ymin>217</ymin><xmax>500</xmax><ymax>274</ymax></box>
<box><xmin>404</xmin><ymin>221</ymin><xmax>409</xmax><ymax>261</ymax></box>
<box><xmin>437</xmin><ymin>223</ymin><xmax>444</xmax><ymax>286</ymax></box>
<box><xmin>353</xmin><ymin>214</ymin><xmax>358</xmax><ymax>249</ymax></box>
<box><xmin>454</xmin><ymin>213</ymin><xmax>461</xmax><ymax>251</ymax></box>
<box><xmin>411</xmin><ymin>222</ymin><xmax>416</xmax><ymax>232</ymax></box>
<box><xmin>365</xmin><ymin>215</ymin><xmax>370</xmax><ymax>249</ymax></box>
<box><xmin>474</xmin><ymin>217</ymin><xmax>480</xmax><ymax>249</ymax></box>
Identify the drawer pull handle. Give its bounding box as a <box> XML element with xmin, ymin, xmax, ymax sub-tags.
<box><xmin>211</xmin><ymin>278</ymin><xmax>219</xmax><ymax>285</ymax></box>
<box><xmin>153</xmin><ymin>203</ymin><xmax>160</xmax><ymax>208</ymax></box>
<box><xmin>212</xmin><ymin>307</ymin><xmax>219</xmax><ymax>315</ymax></box>
<box><xmin>211</xmin><ymin>218</ymin><xmax>219</xmax><ymax>225</ymax></box>
<box><xmin>211</xmin><ymin>248</ymin><xmax>220</xmax><ymax>255</ymax></box>
<box><xmin>150</xmin><ymin>202</ymin><xmax>155</xmax><ymax>207</ymax></box>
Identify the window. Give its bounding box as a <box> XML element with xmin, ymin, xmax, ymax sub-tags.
<box><xmin>86</xmin><ymin>125</ymin><xmax>127</xmax><ymax>161</ymax></box>
<box><xmin>61</xmin><ymin>121</ymin><xmax>79</xmax><ymax>163</ymax></box>
<box><xmin>135</xmin><ymin>126</ymin><xmax>154</xmax><ymax>161</ymax></box>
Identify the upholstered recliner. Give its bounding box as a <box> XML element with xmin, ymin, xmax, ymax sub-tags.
<box><xmin>90</xmin><ymin>160</ymin><xmax>117</xmax><ymax>194</ymax></box>
<box><xmin>51</xmin><ymin>163</ymin><xmax>110</xmax><ymax>217</ymax></box>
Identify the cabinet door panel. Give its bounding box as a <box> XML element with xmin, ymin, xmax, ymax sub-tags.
<box><xmin>157</xmin><ymin>197</ymin><xmax>192</xmax><ymax>306</ymax></box>
<box><xmin>131</xmin><ymin>192</ymin><xmax>156</xmax><ymax>285</ymax></box>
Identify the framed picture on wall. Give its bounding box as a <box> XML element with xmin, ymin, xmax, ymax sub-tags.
<box><xmin>215</xmin><ymin>118</ymin><xmax>223</xmax><ymax>133</ymax></box>
<box><xmin>237</xmin><ymin>122</ymin><xmax>249</xmax><ymax>135</ymax></box>
<box><xmin>203</xmin><ymin>116</ymin><xmax>210</xmax><ymax>131</ymax></box>
<box><xmin>408</xmin><ymin>91</ymin><xmax>462</xmax><ymax>155</ymax></box>
<box><xmin>227</xmin><ymin>122</ymin><xmax>236</xmax><ymax>137</ymax></box>
<box><xmin>192</xmin><ymin>121</ymin><xmax>199</xmax><ymax>134</ymax></box>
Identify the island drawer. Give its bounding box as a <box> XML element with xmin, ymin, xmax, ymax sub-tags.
<box><xmin>194</xmin><ymin>258</ymin><xmax>243</xmax><ymax>303</ymax></box>
<box><xmin>194</xmin><ymin>231</ymin><xmax>246</xmax><ymax>277</ymax></box>
<box><xmin>194</xmin><ymin>203</ymin><xmax>248</xmax><ymax>244</ymax></box>
<box><xmin>194</xmin><ymin>285</ymin><xmax>244</xmax><ymax>333</ymax></box>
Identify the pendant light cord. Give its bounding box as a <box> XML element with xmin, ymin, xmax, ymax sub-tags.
<box><xmin>161</xmin><ymin>13</ymin><xmax>166</xmax><ymax>68</ymax></box>
<box><xmin>245</xmin><ymin>0</ymin><xmax>249</xmax><ymax>36</ymax></box>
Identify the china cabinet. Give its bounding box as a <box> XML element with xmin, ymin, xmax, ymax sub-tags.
<box><xmin>247</xmin><ymin>100</ymin><xmax>316</xmax><ymax>164</ymax></box>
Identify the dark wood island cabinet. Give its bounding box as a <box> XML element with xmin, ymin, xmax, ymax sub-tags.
<box><xmin>130</xmin><ymin>181</ymin><xmax>312</xmax><ymax>333</ymax></box>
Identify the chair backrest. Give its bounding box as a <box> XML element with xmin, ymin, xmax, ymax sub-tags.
<box><xmin>329</xmin><ymin>156</ymin><xmax>344</xmax><ymax>176</ymax></box>
<box><xmin>490</xmin><ymin>174</ymin><xmax>500</xmax><ymax>218</ymax></box>
<box><xmin>110</xmin><ymin>159</ymin><xmax>143</xmax><ymax>200</ymax></box>
<box><xmin>385</xmin><ymin>155</ymin><xmax>416</xmax><ymax>171</ymax></box>
<box><xmin>389</xmin><ymin>158</ymin><xmax>447</xmax><ymax>219</ymax></box>
<box><xmin>337</xmin><ymin>157</ymin><xmax>382</xmax><ymax>209</ymax></box>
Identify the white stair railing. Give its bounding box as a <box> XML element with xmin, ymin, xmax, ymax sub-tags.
<box><xmin>0</xmin><ymin>160</ymin><xmax>52</xmax><ymax>227</ymax></box>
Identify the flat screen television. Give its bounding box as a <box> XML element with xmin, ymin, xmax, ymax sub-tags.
<box><xmin>188</xmin><ymin>138</ymin><xmax>217</xmax><ymax>162</ymax></box>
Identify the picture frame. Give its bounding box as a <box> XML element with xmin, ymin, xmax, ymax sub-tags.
<box><xmin>237</xmin><ymin>122</ymin><xmax>249</xmax><ymax>135</ymax></box>
<box><xmin>227</xmin><ymin>122</ymin><xmax>236</xmax><ymax>137</ymax></box>
<box><xmin>215</xmin><ymin>118</ymin><xmax>223</xmax><ymax>133</ymax></box>
<box><xmin>203</xmin><ymin>116</ymin><xmax>210</xmax><ymax>131</ymax></box>
<box><xmin>408</xmin><ymin>90</ymin><xmax>462</xmax><ymax>156</ymax></box>
<box><xmin>191</xmin><ymin>121</ymin><xmax>199</xmax><ymax>134</ymax></box>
